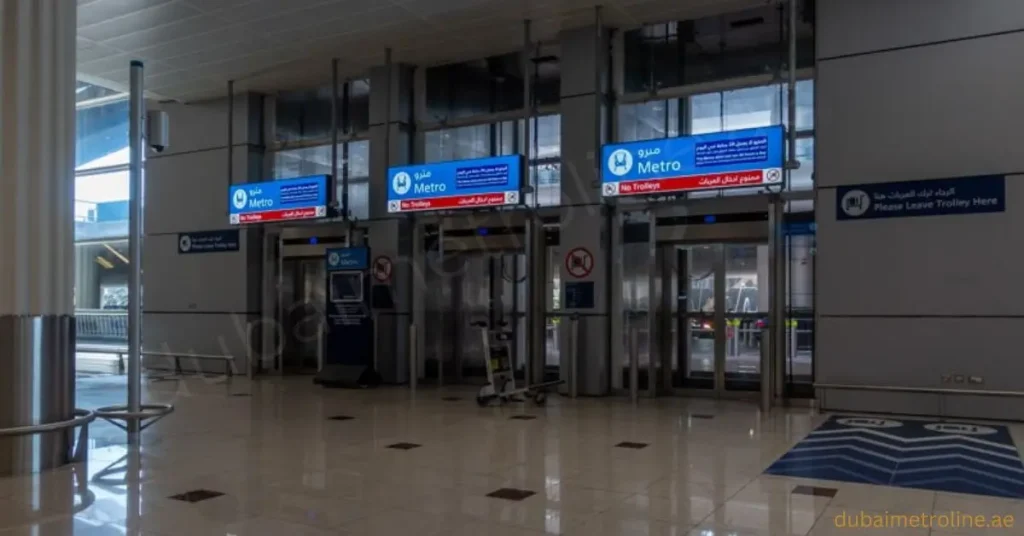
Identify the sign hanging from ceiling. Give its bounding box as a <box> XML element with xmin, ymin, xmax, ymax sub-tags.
<box><xmin>386</xmin><ymin>155</ymin><xmax>522</xmax><ymax>213</ymax></box>
<box><xmin>229</xmin><ymin>175</ymin><xmax>330</xmax><ymax>225</ymax></box>
<box><xmin>600</xmin><ymin>126</ymin><xmax>785</xmax><ymax>197</ymax></box>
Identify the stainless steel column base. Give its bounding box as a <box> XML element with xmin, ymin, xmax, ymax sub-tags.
<box><xmin>0</xmin><ymin>315</ymin><xmax>80</xmax><ymax>476</ymax></box>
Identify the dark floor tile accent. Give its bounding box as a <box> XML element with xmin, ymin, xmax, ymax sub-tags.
<box><xmin>168</xmin><ymin>489</ymin><xmax>225</xmax><ymax>503</ymax></box>
<box><xmin>509</xmin><ymin>415</ymin><xmax>537</xmax><ymax>420</ymax></box>
<box><xmin>791</xmin><ymin>485</ymin><xmax>838</xmax><ymax>498</ymax></box>
<box><xmin>615</xmin><ymin>441</ymin><xmax>649</xmax><ymax>449</ymax></box>
<box><xmin>328</xmin><ymin>415</ymin><xmax>355</xmax><ymax>421</ymax></box>
<box><xmin>230</xmin><ymin>393</ymin><xmax>252</xmax><ymax>397</ymax></box>
<box><xmin>690</xmin><ymin>414</ymin><xmax>715</xmax><ymax>420</ymax></box>
<box><xmin>441</xmin><ymin>396</ymin><xmax>462</xmax><ymax>401</ymax></box>
<box><xmin>487</xmin><ymin>488</ymin><xmax>537</xmax><ymax>501</ymax></box>
<box><xmin>387</xmin><ymin>442</ymin><xmax>422</xmax><ymax>450</ymax></box>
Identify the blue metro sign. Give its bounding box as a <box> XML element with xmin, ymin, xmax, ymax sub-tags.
<box><xmin>386</xmin><ymin>155</ymin><xmax>522</xmax><ymax>213</ymax></box>
<box><xmin>228</xmin><ymin>175</ymin><xmax>330</xmax><ymax>224</ymax></box>
<box><xmin>601</xmin><ymin>126</ymin><xmax>785</xmax><ymax>197</ymax></box>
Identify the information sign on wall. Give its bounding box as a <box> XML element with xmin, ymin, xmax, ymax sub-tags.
<box><xmin>178</xmin><ymin>230</ymin><xmax>240</xmax><ymax>254</ymax></box>
<box><xmin>601</xmin><ymin>126</ymin><xmax>784</xmax><ymax>197</ymax></box>
<box><xmin>228</xmin><ymin>175</ymin><xmax>330</xmax><ymax>224</ymax></box>
<box><xmin>386</xmin><ymin>155</ymin><xmax>522</xmax><ymax>213</ymax></box>
<box><xmin>836</xmin><ymin>175</ymin><xmax>1005</xmax><ymax>221</ymax></box>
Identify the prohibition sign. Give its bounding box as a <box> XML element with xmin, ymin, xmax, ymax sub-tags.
<box><xmin>565</xmin><ymin>247</ymin><xmax>594</xmax><ymax>279</ymax></box>
<box><xmin>372</xmin><ymin>255</ymin><xmax>393</xmax><ymax>282</ymax></box>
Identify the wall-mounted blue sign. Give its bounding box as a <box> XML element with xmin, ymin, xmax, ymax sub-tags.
<box><xmin>326</xmin><ymin>247</ymin><xmax>369</xmax><ymax>271</ymax></box>
<box><xmin>228</xmin><ymin>175</ymin><xmax>330</xmax><ymax>224</ymax></box>
<box><xmin>386</xmin><ymin>155</ymin><xmax>522</xmax><ymax>213</ymax></box>
<box><xmin>178</xmin><ymin>230</ymin><xmax>240</xmax><ymax>254</ymax></box>
<box><xmin>836</xmin><ymin>175</ymin><xmax>1005</xmax><ymax>221</ymax></box>
<box><xmin>601</xmin><ymin>126</ymin><xmax>785</xmax><ymax>197</ymax></box>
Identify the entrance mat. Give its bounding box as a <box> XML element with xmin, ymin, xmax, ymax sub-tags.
<box><xmin>764</xmin><ymin>415</ymin><xmax>1024</xmax><ymax>499</ymax></box>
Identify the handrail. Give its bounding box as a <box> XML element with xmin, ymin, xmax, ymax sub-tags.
<box><xmin>815</xmin><ymin>383</ymin><xmax>1024</xmax><ymax>398</ymax></box>
<box><xmin>0</xmin><ymin>409</ymin><xmax>96</xmax><ymax>438</ymax></box>
<box><xmin>94</xmin><ymin>403</ymin><xmax>175</xmax><ymax>420</ymax></box>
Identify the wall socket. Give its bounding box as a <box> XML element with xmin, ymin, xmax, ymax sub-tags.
<box><xmin>941</xmin><ymin>374</ymin><xmax>952</xmax><ymax>384</ymax></box>
<box><xmin>968</xmin><ymin>376</ymin><xmax>984</xmax><ymax>385</ymax></box>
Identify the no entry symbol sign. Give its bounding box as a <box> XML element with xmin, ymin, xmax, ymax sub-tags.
<box><xmin>372</xmin><ymin>255</ymin><xmax>393</xmax><ymax>282</ymax></box>
<box><xmin>565</xmin><ymin>247</ymin><xmax>594</xmax><ymax>279</ymax></box>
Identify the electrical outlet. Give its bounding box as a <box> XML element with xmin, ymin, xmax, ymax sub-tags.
<box><xmin>940</xmin><ymin>374</ymin><xmax>952</xmax><ymax>384</ymax></box>
<box><xmin>968</xmin><ymin>376</ymin><xmax>984</xmax><ymax>385</ymax></box>
<box><xmin>953</xmin><ymin>375</ymin><xmax>966</xmax><ymax>384</ymax></box>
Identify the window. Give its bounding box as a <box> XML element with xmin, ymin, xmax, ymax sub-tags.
<box><xmin>271</xmin><ymin>140</ymin><xmax>370</xmax><ymax>219</ymax></box>
<box><xmin>618</xmin><ymin>100</ymin><xmax>679</xmax><ymax>142</ymax></box>
<box><xmin>75</xmin><ymin>83</ymin><xmax>130</xmax><ymax>242</ymax></box>
<box><xmin>275</xmin><ymin>79</ymin><xmax>370</xmax><ymax>143</ymax></box>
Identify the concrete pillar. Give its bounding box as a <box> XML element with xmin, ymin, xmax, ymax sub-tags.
<box><xmin>366</xmin><ymin>62</ymin><xmax>414</xmax><ymax>383</ymax></box>
<box><xmin>559</xmin><ymin>24</ymin><xmax>611</xmax><ymax>395</ymax></box>
<box><xmin>0</xmin><ymin>0</ymin><xmax>78</xmax><ymax>475</ymax></box>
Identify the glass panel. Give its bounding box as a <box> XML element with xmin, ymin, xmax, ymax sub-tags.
<box><xmin>788</xmin><ymin>234</ymin><xmax>814</xmax><ymax>388</ymax></box>
<box><xmin>689</xmin><ymin>93</ymin><xmax>722</xmax><ymax>135</ymax></box>
<box><xmin>76</xmin><ymin>98</ymin><xmax>129</xmax><ymax>170</ymax></box>
<box><xmin>723</xmin><ymin>84</ymin><xmax>781</xmax><ymax>131</ymax></box>
<box><xmin>618</xmin><ymin>100</ymin><xmax>679</xmax><ymax>142</ymax></box>
<box><xmin>424</xmin><ymin>124</ymin><xmax>491</xmax><ymax>162</ymax></box>
<box><xmin>723</xmin><ymin>244</ymin><xmax>766</xmax><ymax>389</ymax></box>
<box><xmin>75</xmin><ymin>169</ymin><xmax>129</xmax><ymax>241</ymax></box>
<box><xmin>682</xmin><ymin>245</ymin><xmax>716</xmax><ymax>387</ymax></box>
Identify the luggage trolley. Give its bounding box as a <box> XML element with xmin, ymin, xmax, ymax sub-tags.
<box><xmin>473</xmin><ymin>320</ymin><xmax>563</xmax><ymax>407</ymax></box>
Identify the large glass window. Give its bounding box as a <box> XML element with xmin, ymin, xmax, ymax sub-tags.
<box><xmin>275</xmin><ymin>79</ymin><xmax>370</xmax><ymax>144</ymax></box>
<box><xmin>623</xmin><ymin>2</ymin><xmax>815</xmax><ymax>93</ymax></box>
<box><xmin>75</xmin><ymin>83</ymin><xmax>130</xmax><ymax>243</ymax></box>
<box><xmin>271</xmin><ymin>140</ymin><xmax>370</xmax><ymax>219</ymax></box>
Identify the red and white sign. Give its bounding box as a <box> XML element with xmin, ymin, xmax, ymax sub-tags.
<box><xmin>230</xmin><ymin>205</ymin><xmax>327</xmax><ymax>224</ymax></box>
<box><xmin>565</xmin><ymin>247</ymin><xmax>594</xmax><ymax>279</ymax></box>
<box><xmin>372</xmin><ymin>255</ymin><xmax>393</xmax><ymax>282</ymax></box>
<box><xmin>603</xmin><ymin>168</ymin><xmax>781</xmax><ymax>197</ymax></box>
<box><xmin>387</xmin><ymin>191</ymin><xmax>520</xmax><ymax>213</ymax></box>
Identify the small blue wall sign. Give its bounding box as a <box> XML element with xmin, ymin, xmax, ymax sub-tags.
<box><xmin>836</xmin><ymin>175</ymin><xmax>1005</xmax><ymax>221</ymax></box>
<box><xmin>178</xmin><ymin>230</ymin><xmax>240</xmax><ymax>254</ymax></box>
<box><xmin>326</xmin><ymin>247</ymin><xmax>369</xmax><ymax>271</ymax></box>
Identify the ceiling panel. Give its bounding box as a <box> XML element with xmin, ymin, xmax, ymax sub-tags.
<box><xmin>76</xmin><ymin>0</ymin><xmax>753</xmax><ymax>101</ymax></box>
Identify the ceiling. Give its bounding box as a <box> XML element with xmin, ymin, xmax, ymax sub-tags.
<box><xmin>77</xmin><ymin>0</ymin><xmax>767</xmax><ymax>102</ymax></box>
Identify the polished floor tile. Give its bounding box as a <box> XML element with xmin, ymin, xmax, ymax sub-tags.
<box><xmin>2</xmin><ymin>376</ymin><xmax>1024</xmax><ymax>536</ymax></box>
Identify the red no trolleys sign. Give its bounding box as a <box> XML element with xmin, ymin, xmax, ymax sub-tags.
<box><xmin>372</xmin><ymin>255</ymin><xmax>393</xmax><ymax>282</ymax></box>
<box><xmin>565</xmin><ymin>247</ymin><xmax>594</xmax><ymax>279</ymax></box>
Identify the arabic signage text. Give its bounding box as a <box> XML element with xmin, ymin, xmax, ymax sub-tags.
<box><xmin>178</xmin><ymin>230</ymin><xmax>240</xmax><ymax>254</ymax></box>
<box><xmin>386</xmin><ymin>155</ymin><xmax>522</xmax><ymax>213</ymax></box>
<box><xmin>601</xmin><ymin>126</ymin><xmax>784</xmax><ymax>197</ymax></box>
<box><xmin>229</xmin><ymin>175</ymin><xmax>329</xmax><ymax>224</ymax></box>
<box><xmin>837</xmin><ymin>175</ymin><xmax>1005</xmax><ymax>221</ymax></box>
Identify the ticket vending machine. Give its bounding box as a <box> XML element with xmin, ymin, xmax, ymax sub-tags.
<box><xmin>313</xmin><ymin>247</ymin><xmax>381</xmax><ymax>388</ymax></box>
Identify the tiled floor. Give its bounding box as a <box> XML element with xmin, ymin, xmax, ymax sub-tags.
<box><xmin>2</xmin><ymin>376</ymin><xmax>1024</xmax><ymax>535</ymax></box>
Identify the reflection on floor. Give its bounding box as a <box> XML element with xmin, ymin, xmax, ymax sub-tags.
<box><xmin>766</xmin><ymin>415</ymin><xmax>1024</xmax><ymax>499</ymax></box>
<box><xmin>1</xmin><ymin>376</ymin><xmax>1024</xmax><ymax>535</ymax></box>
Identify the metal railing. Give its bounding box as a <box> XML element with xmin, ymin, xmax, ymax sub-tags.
<box><xmin>75</xmin><ymin>310</ymin><xmax>127</xmax><ymax>342</ymax></box>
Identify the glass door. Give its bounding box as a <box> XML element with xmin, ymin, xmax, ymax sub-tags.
<box><xmin>671</xmin><ymin>243</ymin><xmax>769</xmax><ymax>394</ymax></box>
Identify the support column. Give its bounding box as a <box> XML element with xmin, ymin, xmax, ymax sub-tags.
<box><xmin>366</xmin><ymin>61</ymin><xmax>414</xmax><ymax>384</ymax></box>
<box><xmin>0</xmin><ymin>0</ymin><xmax>78</xmax><ymax>475</ymax></box>
<box><xmin>559</xmin><ymin>22</ymin><xmax>610</xmax><ymax>395</ymax></box>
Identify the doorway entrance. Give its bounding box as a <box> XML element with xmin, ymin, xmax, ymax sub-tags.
<box><xmin>279</xmin><ymin>257</ymin><xmax>326</xmax><ymax>374</ymax></box>
<box><xmin>668</xmin><ymin>243</ymin><xmax>768</xmax><ymax>394</ymax></box>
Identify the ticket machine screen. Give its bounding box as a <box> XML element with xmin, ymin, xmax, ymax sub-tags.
<box><xmin>330</xmin><ymin>271</ymin><xmax>363</xmax><ymax>303</ymax></box>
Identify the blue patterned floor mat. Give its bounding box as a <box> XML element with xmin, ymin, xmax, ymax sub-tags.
<box><xmin>765</xmin><ymin>415</ymin><xmax>1024</xmax><ymax>498</ymax></box>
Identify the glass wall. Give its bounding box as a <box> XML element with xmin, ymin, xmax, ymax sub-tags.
<box><xmin>423</xmin><ymin>114</ymin><xmax>561</xmax><ymax>207</ymax></box>
<box><xmin>76</xmin><ymin>83</ymin><xmax>130</xmax><ymax>242</ymax></box>
<box><xmin>271</xmin><ymin>79</ymin><xmax>371</xmax><ymax>218</ymax></box>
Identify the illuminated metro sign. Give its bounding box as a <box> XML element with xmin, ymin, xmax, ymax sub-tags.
<box><xmin>600</xmin><ymin>126</ymin><xmax>785</xmax><ymax>197</ymax></box>
<box><xmin>386</xmin><ymin>155</ymin><xmax>522</xmax><ymax>213</ymax></box>
<box><xmin>228</xmin><ymin>175</ymin><xmax>330</xmax><ymax>224</ymax></box>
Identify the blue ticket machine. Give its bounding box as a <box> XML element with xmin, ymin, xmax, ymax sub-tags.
<box><xmin>313</xmin><ymin>247</ymin><xmax>381</xmax><ymax>388</ymax></box>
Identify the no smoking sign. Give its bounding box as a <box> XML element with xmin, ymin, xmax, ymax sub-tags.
<box><xmin>372</xmin><ymin>256</ymin><xmax>393</xmax><ymax>282</ymax></box>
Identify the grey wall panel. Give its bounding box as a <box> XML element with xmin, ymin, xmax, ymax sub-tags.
<box><xmin>817</xmin><ymin>179</ymin><xmax>1023</xmax><ymax>317</ymax></box>
<box><xmin>142</xmin><ymin>312</ymin><xmax>256</xmax><ymax>373</ymax></box>
<box><xmin>559</xmin><ymin>96</ymin><xmax>603</xmax><ymax>207</ymax></box>
<box><xmin>145</xmin><ymin>147</ymin><xmax>251</xmax><ymax>235</ymax></box>
<box><xmin>149</xmin><ymin>97</ymin><xmax>256</xmax><ymax>156</ymax></box>
<box><xmin>817</xmin><ymin>0</ymin><xmax>1024</xmax><ymax>59</ymax></box>
<box><xmin>817</xmin><ymin>31</ymin><xmax>1024</xmax><ymax>188</ymax></box>
<box><xmin>817</xmin><ymin>317</ymin><xmax>1024</xmax><ymax>393</ymax></box>
<box><xmin>819</xmin><ymin>389</ymin><xmax>942</xmax><ymax>418</ymax></box>
<box><xmin>143</xmin><ymin>234</ymin><xmax>252</xmax><ymax>313</ymax></box>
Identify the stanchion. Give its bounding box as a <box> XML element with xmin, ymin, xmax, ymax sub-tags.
<box><xmin>629</xmin><ymin>323</ymin><xmax>639</xmax><ymax>405</ymax></box>
<box><xmin>760</xmin><ymin>328</ymin><xmax>772</xmax><ymax>414</ymax></box>
<box><xmin>569</xmin><ymin>314</ymin><xmax>579</xmax><ymax>399</ymax></box>
<box><xmin>409</xmin><ymin>323</ymin><xmax>417</xmax><ymax>391</ymax></box>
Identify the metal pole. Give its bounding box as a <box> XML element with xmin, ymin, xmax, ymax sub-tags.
<box><xmin>522</xmin><ymin>19</ymin><xmax>536</xmax><ymax>387</ymax></box>
<box><xmin>372</xmin><ymin>310</ymin><xmax>379</xmax><ymax>371</ymax></box>
<box><xmin>760</xmin><ymin>328</ymin><xmax>771</xmax><ymax>414</ymax></box>
<box><xmin>629</xmin><ymin>322</ymin><xmax>639</xmax><ymax>404</ymax></box>
<box><xmin>331</xmin><ymin>58</ymin><xmax>341</xmax><ymax>219</ymax></box>
<box><xmin>570</xmin><ymin>314</ymin><xmax>579</xmax><ymax>398</ymax></box>
<box><xmin>437</xmin><ymin>219</ymin><xmax>445</xmax><ymax>388</ymax></box>
<box><xmin>127</xmin><ymin>61</ymin><xmax>144</xmax><ymax>444</ymax></box>
<box><xmin>227</xmin><ymin>80</ymin><xmax>234</xmax><ymax>186</ymax></box>
<box><xmin>409</xmin><ymin>323</ymin><xmax>418</xmax><ymax>391</ymax></box>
